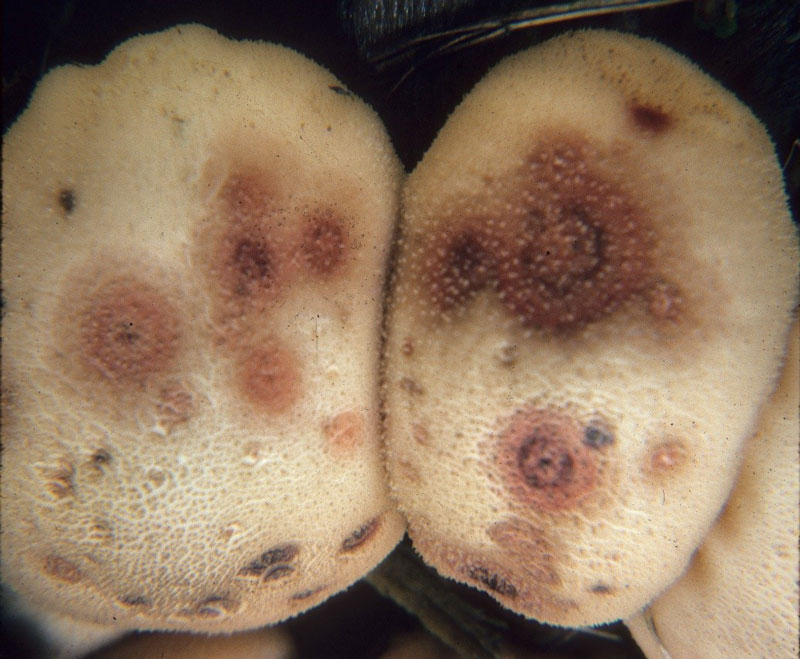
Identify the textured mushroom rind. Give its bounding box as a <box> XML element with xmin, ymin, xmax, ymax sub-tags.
<box><xmin>1</xmin><ymin>24</ymin><xmax>405</xmax><ymax>638</ymax></box>
<box><xmin>382</xmin><ymin>30</ymin><xmax>799</xmax><ymax>626</ymax></box>
<box><xmin>627</xmin><ymin>321</ymin><xmax>800</xmax><ymax>659</ymax></box>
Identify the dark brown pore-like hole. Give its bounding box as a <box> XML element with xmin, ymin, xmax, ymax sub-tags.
<box><xmin>518</xmin><ymin>433</ymin><xmax>574</xmax><ymax>489</ymax></box>
<box><xmin>341</xmin><ymin>517</ymin><xmax>381</xmax><ymax>552</ymax></box>
<box><xmin>464</xmin><ymin>565</ymin><xmax>518</xmax><ymax>598</ymax></box>
<box><xmin>583</xmin><ymin>425</ymin><xmax>614</xmax><ymax>448</ymax></box>
<box><xmin>238</xmin><ymin>543</ymin><xmax>299</xmax><ymax>578</ymax></box>
<box><xmin>58</xmin><ymin>188</ymin><xmax>76</xmax><ymax>213</ymax></box>
<box><xmin>630</xmin><ymin>103</ymin><xmax>673</xmax><ymax>133</ymax></box>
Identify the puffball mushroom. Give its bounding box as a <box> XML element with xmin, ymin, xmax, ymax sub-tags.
<box><xmin>382</xmin><ymin>29</ymin><xmax>799</xmax><ymax>626</ymax></box>
<box><xmin>626</xmin><ymin>319</ymin><xmax>799</xmax><ymax>658</ymax></box>
<box><xmin>1</xmin><ymin>22</ymin><xmax>405</xmax><ymax>650</ymax></box>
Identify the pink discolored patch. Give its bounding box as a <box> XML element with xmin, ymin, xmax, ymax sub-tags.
<box><xmin>324</xmin><ymin>410</ymin><xmax>365</xmax><ymax>451</ymax></box>
<box><xmin>647</xmin><ymin>440</ymin><xmax>688</xmax><ymax>474</ymax></box>
<box><xmin>496</xmin><ymin>407</ymin><xmax>597</xmax><ymax>512</ymax></box>
<box><xmin>239</xmin><ymin>341</ymin><xmax>301</xmax><ymax>414</ymax></box>
<box><xmin>79</xmin><ymin>282</ymin><xmax>180</xmax><ymax>384</ymax></box>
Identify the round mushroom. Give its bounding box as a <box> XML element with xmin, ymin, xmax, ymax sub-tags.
<box><xmin>1</xmin><ymin>23</ymin><xmax>404</xmax><ymax>649</ymax></box>
<box><xmin>382</xmin><ymin>29</ymin><xmax>799</xmax><ymax>626</ymax></box>
<box><xmin>626</xmin><ymin>319</ymin><xmax>799</xmax><ymax>658</ymax></box>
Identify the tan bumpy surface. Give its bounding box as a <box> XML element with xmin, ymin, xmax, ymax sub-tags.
<box><xmin>2</xmin><ymin>24</ymin><xmax>405</xmax><ymax>642</ymax></box>
<box><xmin>382</xmin><ymin>30</ymin><xmax>799</xmax><ymax>626</ymax></box>
<box><xmin>627</xmin><ymin>320</ymin><xmax>799</xmax><ymax>658</ymax></box>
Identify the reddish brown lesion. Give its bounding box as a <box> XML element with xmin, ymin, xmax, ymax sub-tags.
<box><xmin>421</xmin><ymin>224</ymin><xmax>496</xmax><ymax>312</ymax></box>
<box><xmin>79</xmin><ymin>282</ymin><xmax>180</xmax><ymax>385</ymax></box>
<box><xmin>238</xmin><ymin>340</ymin><xmax>301</xmax><ymax>415</ymax></box>
<box><xmin>496</xmin><ymin>406</ymin><xmax>598</xmax><ymax>512</ymax></box>
<box><xmin>495</xmin><ymin>139</ymin><xmax>653</xmax><ymax>330</ymax></box>
<box><xmin>629</xmin><ymin>103</ymin><xmax>673</xmax><ymax>134</ymax></box>
<box><xmin>299</xmin><ymin>212</ymin><xmax>349</xmax><ymax>277</ymax></box>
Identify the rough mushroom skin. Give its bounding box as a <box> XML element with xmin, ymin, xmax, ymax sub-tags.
<box><xmin>382</xmin><ymin>30</ymin><xmax>799</xmax><ymax>626</ymax></box>
<box><xmin>1</xmin><ymin>23</ymin><xmax>405</xmax><ymax>646</ymax></box>
<box><xmin>626</xmin><ymin>320</ymin><xmax>799</xmax><ymax>658</ymax></box>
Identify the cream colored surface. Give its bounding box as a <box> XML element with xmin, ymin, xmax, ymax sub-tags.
<box><xmin>2</xmin><ymin>23</ymin><xmax>404</xmax><ymax>643</ymax></box>
<box><xmin>383</xmin><ymin>30</ymin><xmax>799</xmax><ymax>625</ymax></box>
<box><xmin>627</xmin><ymin>320</ymin><xmax>799</xmax><ymax>658</ymax></box>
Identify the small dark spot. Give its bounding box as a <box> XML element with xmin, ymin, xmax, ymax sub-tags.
<box><xmin>399</xmin><ymin>377</ymin><xmax>424</xmax><ymax>396</ymax></box>
<box><xmin>195</xmin><ymin>595</ymin><xmax>238</xmax><ymax>617</ymax></box>
<box><xmin>118</xmin><ymin>594</ymin><xmax>150</xmax><ymax>607</ymax></box>
<box><xmin>341</xmin><ymin>517</ymin><xmax>381</xmax><ymax>552</ymax></box>
<box><xmin>329</xmin><ymin>84</ymin><xmax>353</xmax><ymax>97</ymax></box>
<box><xmin>465</xmin><ymin>566</ymin><xmax>517</xmax><ymax>598</ymax></box>
<box><xmin>41</xmin><ymin>460</ymin><xmax>75</xmax><ymax>499</ymax></box>
<box><xmin>92</xmin><ymin>449</ymin><xmax>111</xmax><ymax>466</ymax></box>
<box><xmin>291</xmin><ymin>586</ymin><xmax>325</xmax><ymax>601</ymax></box>
<box><xmin>583</xmin><ymin>425</ymin><xmax>614</xmax><ymax>448</ymax></box>
<box><xmin>401</xmin><ymin>337</ymin><xmax>414</xmax><ymax>357</ymax></box>
<box><xmin>630</xmin><ymin>103</ymin><xmax>673</xmax><ymax>133</ymax></box>
<box><xmin>264</xmin><ymin>565</ymin><xmax>295</xmax><ymax>581</ymax></box>
<box><xmin>590</xmin><ymin>583</ymin><xmax>612</xmax><ymax>594</ymax></box>
<box><xmin>58</xmin><ymin>189</ymin><xmax>76</xmax><ymax>213</ymax></box>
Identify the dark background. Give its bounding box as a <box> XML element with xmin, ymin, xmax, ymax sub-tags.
<box><xmin>2</xmin><ymin>2</ymin><xmax>798</xmax><ymax>658</ymax></box>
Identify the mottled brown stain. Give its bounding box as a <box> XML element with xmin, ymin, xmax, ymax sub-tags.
<box><xmin>44</xmin><ymin>555</ymin><xmax>82</xmax><ymax>583</ymax></box>
<box><xmin>40</xmin><ymin>459</ymin><xmax>75</xmax><ymax>499</ymax></box>
<box><xmin>488</xmin><ymin>517</ymin><xmax>560</xmax><ymax>585</ymax></box>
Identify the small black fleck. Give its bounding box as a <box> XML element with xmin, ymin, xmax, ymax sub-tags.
<box><xmin>58</xmin><ymin>189</ymin><xmax>76</xmax><ymax>214</ymax></box>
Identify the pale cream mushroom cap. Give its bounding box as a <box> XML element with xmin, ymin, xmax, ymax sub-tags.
<box><xmin>626</xmin><ymin>319</ymin><xmax>799</xmax><ymax>658</ymax></box>
<box><xmin>1</xmin><ymin>23</ymin><xmax>404</xmax><ymax>642</ymax></box>
<box><xmin>382</xmin><ymin>29</ymin><xmax>799</xmax><ymax>625</ymax></box>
